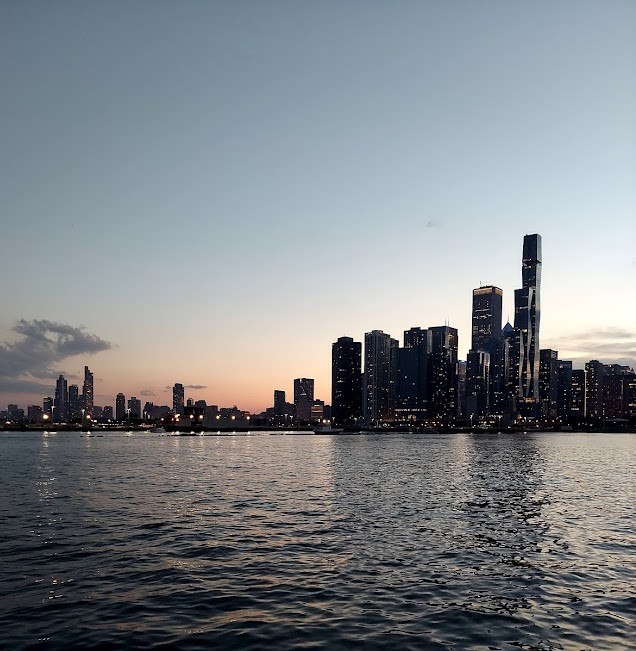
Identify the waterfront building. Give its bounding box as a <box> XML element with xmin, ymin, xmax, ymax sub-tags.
<box><xmin>395</xmin><ymin>328</ymin><xmax>429</xmax><ymax>422</ymax></box>
<box><xmin>115</xmin><ymin>393</ymin><xmax>126</xmax><ymax>421</ymax></box>
<box><xmin>83</xmin><ymin>366</ymin><xmax>94</xmax><ymax>419</ymax></box>
<box><xmin>54</xmin><ymin>375</ymin><xmax>68</xmax><ymax>422</ymax></box>
<box><xmin>427</xmin><ymin>326</ymin><xmax>458</xmax><ymax>422</ymax></box>
<box><xmin>27</xmin><ymin>405</ymin><xmax>43</xmax><ymax>423</ymax></box>
<box><xmin>331</xmin><ymin>336</ymin><xmax>362</xmax><ymax>425</ymax></box>
<box><xmin>43</xmin><ymin>396</ymin><xmax>53</xmax><ymax>417</ymax></box>
<box><xmin>585</xmin><ymin>360</ymin><xmax>604</xmax><ymax>421</ymax></box>
<box><xmin>556</xmin><ymin>360</ymin><xmax>573</xmax><ymax>421</ymax></box>
<box><xmin>363</xmin><ymin>330</ymin><xmax>398</xmax><ymax>424</ymax></box>
<box><xmin>274</xmin><ymin>390</ymin><xmax>286</xmax><ymax>416</ymax></box>
<box><xmin>466</xmin><ymin>349</ymin><xmax>490</xmax><ymax>420</ymax></box>
<box><xmin>294</xmin><ymin>378</ymin><xmax>314</xmax><ymax>423</ymax></box>
<box><xmin>471</xmin><ymin>286</ymin><xmax>504</xmax><ymax>416</ymax></box>
<box><xmin>103</xmin><ymin>406</ymin><xmax>114</xmax><ymax>421</ymax></box>
<box><xmin>311</xmin><ymin>400</ymin><xmax>325</xmax><ymax>422</ymax></box>
<box><xmin>571</xmin><ymin>370</ymin><xmax>586</xmax><ymax>421</ymax></box>
<box><xmin>128</xmin><ymin>397</ymin><xmax>141</xmax><ymax>419</ymax></box>
<box><xmin>457</xmin><ymin>359</ymin><xmax>467</xmax><ymax>420</ymax></box>
<box><xmin>539</xmin><ymin>349</ymin><xmax>559</xmax><ymax>420</ymax></box>
<box><xmin>602</xmin><ymin>365</ymin><xmax>635</xmax><ymax>419</ymax></box>
<box><xmin>510</xmin><ymin>234</ymin><xmax>542</xmax><ymax>418</ymax></box>
<box><xmin>173</xmin><ymin>383</ymin><xmax>185</xmax><ymax>416</ymax></box>
<box><xmin>68</xmin><ymin>384</ymin><xmax>80</xmax><ymax>421</ymax></box>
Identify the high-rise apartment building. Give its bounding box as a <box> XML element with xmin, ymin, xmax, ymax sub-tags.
<box><xmin>466</xmin><ymin>349</ymin><xmax>490</xmax><ymax>419</ymax></box>
<box><xmin>128</xmin><ymin>397</ymin><xmax>141</xmax><ymax>419</ymax></box>
<box><xmin>332</xmin><ymin>337</ymin><xmax>362</xmax><ymax>425</ymax></box>
<box><xmin>556</xmin><ymin>360</ymin><xmax>573</xmax><ymax>421</ymax></box>
<box><xmin>115</xmin><ymin>393</ymin><xmax>126</xmax><ymax>421</ymax></box>
<box><xmin>294</xmin><ymin>378</ymin><xmax>314</xmax><ymax>423</ymax></box>
<box><xmin>363</xmin><ymin>330</ymin><xmax>398</xmax><ymax>424</ymax></box>
<box><xmin>173</xmin><ymin>383</ymin><xmax>185</xmax><ymax>416</ymax></box>
<box><xmin>585</xmin><ymin>360</ymin><xmax>604</xmax><ymax>420</ymax></box>
<box><xmin>273</xmin><ymin>390</ymin><xmax>286</xmax><ymax>416</ymax></box>
<box><xmin>83</xmin><ymin>366</ymin><xmax>94</xmax><ymax>419</ymax></box>
<box><xmin>54</xmin><ymin>375</ymin><xmax>68</xmax><ymax>422</ymax></box>
<box><xmin>571</xmin><ymin>370</ymin><xmax>586</xmax><ymax>421</ymax></box>
<box><xmin>427</xmin><ymin>326</ymin><xmax>458</xmax><ymax>422</ymax></box>
<box><xmin>539</xmin><ymin>349</ymin><xmax>559</xmax><ymax>419</ymax></box>
<box><xmin>395</xmin><ymin>327</ymin><xmax>430</xmax><ymax>422</ymax></box>
<box><xmin>68</xmin><ymin>384</ymin><xmax>80</xmax><ymax>421</ymax></box>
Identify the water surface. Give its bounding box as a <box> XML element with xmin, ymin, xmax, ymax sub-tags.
<box><xmin>1</xmin><ymin>431</ymin><xmax>634</xmax><ymax>649</ymax></box>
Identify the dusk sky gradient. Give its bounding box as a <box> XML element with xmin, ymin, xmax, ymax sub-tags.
<box><xmin>1</xmin><ymin>1</ymin><xmax>635</xmax><ymax>411</ymax></box>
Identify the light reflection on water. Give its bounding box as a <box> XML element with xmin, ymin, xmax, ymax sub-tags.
<box><xmin>0</xmin><ymin>431</ymin><xmax>634</xmax><ymax>650</ymax></box>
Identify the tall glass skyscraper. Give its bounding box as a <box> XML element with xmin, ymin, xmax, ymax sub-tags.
<box><xmin>511</xmin><ymin>234</ymin><xmax>542</xmax><ymax>416</ymax></box>
<box><xmin>468</xmin><ymin>286</ymin><xmax>503</xmax><ymax>418</ymax></box>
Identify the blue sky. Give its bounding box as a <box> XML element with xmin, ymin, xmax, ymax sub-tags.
<box><xmin>1</xmin><ymin>1</ymin><xmax>634</xmax><ymax>410</ymax></box>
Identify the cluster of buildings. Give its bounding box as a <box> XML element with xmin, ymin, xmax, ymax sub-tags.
<box><xmin>2</xmin><ymin>234</ymin><xmax>635</xmax><ymax>430</ymax></box>
<box><xmin>325</xmin><ymin>234</ymin><xmax>635</xmax><ymax>427</ymax></box>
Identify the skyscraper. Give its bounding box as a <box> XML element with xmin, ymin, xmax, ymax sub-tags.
<box><xmin>395</xmin><ymin>327</ymin><xmax>429</xmax><ymax>421</ymax></box>
<box><xmin>331</xmin><ymin>336</ymin><xmax>362</xmax><ymax>425</ymax></box>
<box><xmin>363</xmin><ymin>330</ymin><xmax>398</xmax><ymax>424</ymax></box>
<box><xmin>511</xmin><ymin>234</ymin><xmax>542</xmax><ymax>417</ymax></box>
<box><xmin>466</xmin><ymin>349</ymin><xmax>490</xmax><ymax>419</ymax></box>
<box><xmin>539</xmin><ymin>349</ymin><xmax>559</xmax><ymax>419</ymax></box>
<box><xmin>54</xmin><ymin>374</ymin><xmax>68</xmax><ymax>422</ymax></box>
<box><xmin>83</xmin><ymin>366</ymin><xmax>94</xmax><ymax>419</ymax></box>
<box><xmin>556</xmin><ymin>360</ymin><xmax>573</xmax><ymax>422</ymax></box>
<box><xmin>427</xmin><ymin>326</ymin><xmax>458</xmax><ymax>422</ymax></box>
<box><xmin>571</xmin><ymin>370</ymin><xmax>586</xmax><ymax>421</ymax></box>
<box><xmin>68</xmin><ymin>384</ymin><xmax>80</xmax><ymax>421</ymax></box>
<box><xmin>128</xmin><ymin>397</ymin><xmax>141</xmax><ymax>419</ymax></box>
<box><xmin>470</xmin><ymin>285</ymin><xmax>504</xmax><ymax>416</ymax></box>
<box><xmin>173</xmin><ymin>383</ymin><xmax>185</xmax><ymax>415</ymax></box>
<box><xmin>585</xmin><ymin>360</ymin><xmax>604</xmax><ymax>421</ymax></box>
<box><xmin>115</xmin><ymin>393</ymin><xmax>126</xmax><ymax>421</ymax></box>
<box><xmin>294</xmin><ymin>378</ymin><xmax>314</xmax><ymax>423</ymax></box>
<box><xmin>273</xmin><ymin>390</ymin><xmax>286</xmax><ymax>416</ymax></box>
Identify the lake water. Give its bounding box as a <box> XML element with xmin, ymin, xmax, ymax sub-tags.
<box><xmin>0</xmin><ymin>431</ymin><xmax>634</xmax><ymax>650</ymax></box>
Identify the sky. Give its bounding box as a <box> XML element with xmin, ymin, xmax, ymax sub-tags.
<box><xmin>1</xmin><ymin>0</ymin><xmax>635</xmax><ymax>412</ymax></box>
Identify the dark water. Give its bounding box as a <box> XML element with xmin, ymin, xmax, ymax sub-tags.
<box><xmin>0</xmin><ymin>432</ymin><xmax>634</xmax><ymax>650</ymax></box>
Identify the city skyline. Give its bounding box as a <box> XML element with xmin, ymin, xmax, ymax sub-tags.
<box><xmin>2</xmin><ymin>232</ymin><xmax>635</xmax><ymax>416</ymax></box>
<box><xmin>1</xmin><ymin>2</ymin><xmax>635</xmax><ymax>412</ymax></box>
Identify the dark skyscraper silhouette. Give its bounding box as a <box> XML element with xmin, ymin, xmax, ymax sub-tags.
<box><xmin>115</xmin><ymin>393</ymin><xmax>126</xmax><ymax>421</ymax></box>
<box><xmin>395</xmin><ymin>327</ymin><xmax>430</xmax><ymax>421</ymax></box>
<box><xmin>469</xmin><ymin>285</ymin><xmax>503</xmax><ymax>418</ymax></box>
<box><xmin>331</xmin><ymin>336</ymin><xmax>362</xmax><ymax>426</ymax></box>
<box><xmin>294</xmin><ymin>378</ymin><xmax>314</xmax><ymax>423</ymax></box>
<box><xmin>173</xmin><ymin>383</ymin><xmax>185</xmax><ymax>416</ymax></box>
<box><xmin>427</xmin><ymin>326</ymin><xmax>458</xmax><ymax>422</ymax></box>
<box><xmin>363</xmin><ymin>330</ymin><xmax>398</xmax><ymax>424</ymax></box>
<box><xmin>511</xmin><ymin>234</ymin><xmax>542</xmax><ymax>416</ymax></box>
<box><xmin>83</xmin><ymin>366</ymin><xmax>94</xmax><ymax>419</ymax></box>
<box><xmin>273</xmin><ymin>390</ymin><xmax>286</xmax><ymax>416</ymax></box>
<box><xmin>539</xmin><ymin>349</ymin><xmax>559</xmax><ymax>419</ymax></box>
<box><xmin>54</xmin><ymin>374</ymin><xmax>68</xmax><ymax>422</ymax></box>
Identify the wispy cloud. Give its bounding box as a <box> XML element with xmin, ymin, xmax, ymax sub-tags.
<box><xmin>0</xmin><ymin>319</ymin><xmax>113</xmax><ymax>394</ymax></box>
<box><xmin>140</xmin><ymin>389</ymin><xmax>156</xmax><ymax>397</ymax></box>
<box><xmin>546</xmin><ymin>327</ymin><xmax>635</xmax><ymax>369</ymax></box>
<box><xmin>164</xmin><ymin>384</ymin><xmax>207</xmax><ymax>391</ymax></box>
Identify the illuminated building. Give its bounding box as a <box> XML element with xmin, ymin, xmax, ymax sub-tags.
<box><xmin>427</xmin><ymin>326</ymin><xmax>458</xmax><ymax>422</ymax></box>
<box><xmin>511</xmin><ymin>234</ymin><xmax>542</xmax><ymax>417</ymax></box>
<box><xmin>363</xmin><ymin>330</ymin><xmax>398</xmax><ymax>424</ymax></box>
<box><xmin>115</xmin><ymin>393</ymin><xmax>126</xmax><ymax>421</ymax></box>
<box><xmin>332</xmin><ymin>336</ymin><xmax>362</xmax><ymax>425</ymax></box>
<box><xmin>539</xmin><ymin>349</ymin><xmax>559</xmax><ymax>419</ymax></box>
<box><xmin>83</xmin><ymin>366</ymin><xmax>94</xmax><ymax>419</ymax></box>
<box><xmin>173</xmin><ymin>383</ymin><xmax>185</xmax><ymax>416</ymax></box>
<box><xmin>294</xmin><ymin>378</ymin><xmax>314</xmax><ymax>423</ymax></box>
